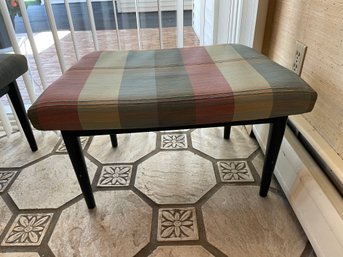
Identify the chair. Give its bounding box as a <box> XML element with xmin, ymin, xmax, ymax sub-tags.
<box><xmin>0</xmin><ymin>54</ymin><xmax>37</xmax><ymax>151</ymax></box>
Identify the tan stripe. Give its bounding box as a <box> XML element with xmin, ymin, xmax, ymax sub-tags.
<box><xmin>207</xmin><ymin>46</ymin><xmax>274</xmax><ymax>121</ymax></box>
<box><xmin>205</xmin><ymin>45</ymin><xmax>242</xmax><ymax>62</ymax></box>
<box><xmin>93</xmin><ymin>51</ymin><xmax>130</xmax><ymax>68</ymax></box>
<box><xmin>78</xmin><ymin>52</ymin><xmax>128</xmax><ymax>130</ymax></box>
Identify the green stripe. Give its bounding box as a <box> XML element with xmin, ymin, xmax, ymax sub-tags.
<box><xmin>118</xmin><ymin>50</ymin><xmax>159</xmax><ymax>128</ymax></box>
<box><xmin>155</xmin><ymin>49</ymin><xmax>196</xmax><ymax>127</ymax></box>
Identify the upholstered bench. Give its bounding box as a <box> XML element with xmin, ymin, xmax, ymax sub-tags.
<box><xmin>28</xmin><ymin>44</ymin><xmax>317</xmax><ymax>209</ymax></box>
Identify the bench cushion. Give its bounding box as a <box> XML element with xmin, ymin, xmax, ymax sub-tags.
<box><xmin>28</xmin><ymin>44</ymin><xmax>317</xmax><ymax>131</ymax></box>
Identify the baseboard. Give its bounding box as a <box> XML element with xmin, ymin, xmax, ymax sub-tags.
<box><xmin>253</xmin><ymin>124</ymin><xmax>343</xmax><ymax>257</ymax></box>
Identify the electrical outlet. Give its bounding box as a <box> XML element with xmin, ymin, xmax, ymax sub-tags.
<box><xmin>292</xmin><ymin>41</ymin><xmax>307</xmax><ymax>75</ymax></box>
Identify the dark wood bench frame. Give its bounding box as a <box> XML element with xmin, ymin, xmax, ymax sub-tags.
<box><xmin>61</xmin><ymin>116</ymin><xmax>288</xmax><ymax>209</ymax></box>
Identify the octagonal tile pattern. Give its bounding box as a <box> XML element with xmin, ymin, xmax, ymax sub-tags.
<box><xmin>0</xmin><ymin>198</ymin><xmax>12</xmax><ymax>236</ymax></box>
<box><xmin>0</xmin><ymin>126</ymin><xmax>316</xmax><ymax>257</ymax></box>
<box><xmin>191</xmin><ymin>127</ymin><xmax>259</xmax><ymax>159</ymax></box>
<box><xmin>135</xmin><ymin>151</ymin><xmax>216</xmax><ymax>204</ymax></box>
<box><xmin>88</xmin><ymin>133</ymin><xmax>156</xmax><ymax>163</ymax></box>
<box><xmin>202</xmin><ymin>186</ymin><xmax>307</xmax><ymax>257</ymax></box>
<box><xmin>48</xmin><ymin>191</ymin><xmax>152</xmax><ymax>257</ymax></box>
<box><xmin>8</xmin><ymin>155</ymin><xmax>97</xmax><ymax>209</ymax></box>
<box><xmin>0</xmin><ymin>131</ymin><xmax>59</xmax><ymax>167</ymax></box>
<box><xmin>149</xmin><ymin>246</ymin><xmax>215</xmax><ymax>257</ymax></box>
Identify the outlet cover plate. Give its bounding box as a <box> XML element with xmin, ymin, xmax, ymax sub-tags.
<box><xmin>292</xmin><ymin>41</ymin><xmax>307</xmax><ymax>75</ymax></box>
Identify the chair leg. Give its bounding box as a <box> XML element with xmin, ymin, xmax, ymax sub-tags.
<box><xmin>224</xmin><ymin>125</ymin><xmax>231</xmax><ymax>139</ymax></box>
<box><xmin>110</xmin><ymin>134</ymin><xmax>118</xmax><ymax>148</ymax></box>
<box><xmin>7</xmin><ymin>81</ymin><xmax>37</xmax><ymax>151</ymax></box>
<box><xmin>259</xmin><ymin>116</ymin><xmax>288</xmax><ymax>197</ymax></box>
<box><xmin>62</xmin><ymin>131</ymin><xmax>96</xmax><ymax>209</ymax></box>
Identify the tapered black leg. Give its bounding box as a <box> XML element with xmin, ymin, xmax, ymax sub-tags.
<box><xmin>259</xmin><ymin>117</ymin><xmax>288</xmax><ymax>197</ymax></box>
<box><xmin>8</xmin><ymin>81</ymin><xmax>37</xmax><ymax>151</ymax></box>
<box><xmin>249</xmin><ymin>129</ymin><xmax>256</xmax><ymax>138</ymax></box>
<box><xmin>110</xmin><ymin>134</ymin><xmax>118</xmax><ymax>147</ymax></box>
<box><xmin>224</xmin><ymin>125</ymin><xmax>231</xmax><ymax>139</ymax></box>
<box><xmin>61</xmin><ymin>131</ymin><xmax>96</xmax><ymax>209</ymax></box>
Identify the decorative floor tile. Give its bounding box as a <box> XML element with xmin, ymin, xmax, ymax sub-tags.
<box><xmin>135</xmin><ymin>151</ymin><xmax>216</xmax><ymax>204</ymax></box>
<box><xmin>0</xmin><ymin>171</ymin><xmax>17</xmax><ymax>192</ymax></box>
<box><xmin>157</xmin><ymin>207</ymin><xmax>198</xmax><ymax>241</ymax></box>
<box><xmin>161</xmin><ymin>134</ymin><xmax>188</xmax><ymax>149</ymax></box>
<box><xmin>98</xmin><ymin>165</ymin><xmax>133</xmax><ymax>187</ymax></box>
<box><xmin>56</xmin><ymin>137</ymin><xmax>89</xmax><ymax>153</ymax></box>
<box><xmin>217</xmin><ymin>161</ymin><xmax>254</xmax><ymax>182</ymax></box>
<box><xmin>1</xmin><ymin>213</ymin><xmax>53</xmax><ymax>246</ymax></box>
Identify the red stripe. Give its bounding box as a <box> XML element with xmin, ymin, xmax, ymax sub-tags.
<box><xmin>32</xmin><ymin>52</ymin><xmax>102</xmax><ymax>130</ymax></box>
<box><xmin>180</xmin><ymin>47</ymin><xmax>235</xmax><ymax>124</ymax></box>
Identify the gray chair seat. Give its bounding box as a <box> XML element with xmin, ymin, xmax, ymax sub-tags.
<box><xmin>0</xmin><ymin>54</ymin><xmax>27</xmax><ymax>95</ymax></box>
<box><xmin>0</xmin><ymin>54</ymin><xmax>37</xmax><ymax>151</ymax></box>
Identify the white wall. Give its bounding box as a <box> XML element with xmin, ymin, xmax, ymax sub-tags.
<box><xmin>192</xmin><ymin>0</ymin><xmax>269</xmax><ymax>49</ymax></box>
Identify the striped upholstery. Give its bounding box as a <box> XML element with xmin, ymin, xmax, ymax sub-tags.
<box><xmin>28</xmin><ymin>44</ymin><xmax>317</xmax><ymax>131</ymax></box>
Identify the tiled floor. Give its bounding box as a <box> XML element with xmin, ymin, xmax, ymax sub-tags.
<box><xmin>0</xmin><ymin>126</ymin><xmax>317</xmax><ymax>257</ymax></box>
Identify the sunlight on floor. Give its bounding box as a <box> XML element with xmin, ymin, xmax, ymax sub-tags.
<box><xmin>19</xmin><ymin>31</ymin><xmax>71</xmax><ymax>55</ymax></box>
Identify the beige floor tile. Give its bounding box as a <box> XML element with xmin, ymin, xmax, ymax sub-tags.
<box><xmin>88</xmin><ymin>133</ymin><xmax>156</xmax><ymax>164</ymax></box>
<box><xmin>191</xmin><ymin>126</ymin><xmax>259</xmax><ymax>159</ymax></box>
<box><xmin>202</xmin><ymin>186</ymin><xmax>307</xmax><ymax>257</ymax></box>
<box><xmin>149</xmin><ymin>246</ymin><xmax>214</xmax><ymax>257</ymax></box>
<box><xmin>0</xmin><ymin>131</ymin><xmax>59</xmax><ymax>167</ymax></box>
<box><xmin>8</xmin><ymin>155</ymin><xmax>97</xmax><ymax>209</ymax></box>
<box><xmin>0</xmin><ymin>253</ymin><xmax>40</xmax><ymax>257</ymax></box>
<box><xmin>0</xmin><ymin>198</ymin><xmax>12</xmax><ymax>236</ymax></box>
<box><xmin>135</xmin><ymin>151</ymin><xmax>216</xmax><ymax>204</ymax></box>
<box><xmin>48</xmin><ymin>191</ymin><xmax>152</xmax><ymax>257</ymax></box>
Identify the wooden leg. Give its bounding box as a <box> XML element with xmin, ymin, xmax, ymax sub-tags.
<box><xmin>110</xmin><ymin>134</ymin><xmax>118</xmax><ymax>147</ymax></box>
<box><xmin>224</xmin><ymin>125</ymin><xmax>231</xmax><ymax>139</ymax></box>
<box><xmin>61</xmin><ymin>131</ymin><xmax>96</xmax><ymax>209</ymax></box>
<box><xmin>8</xmin><ymin>81</ymin><xmax>37</xmax><ymax>152</ymax></box>
<box><xmin>259</xmin><ymin>117</ymin><xmax>288</xmax><ymax>197</ymax></box>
